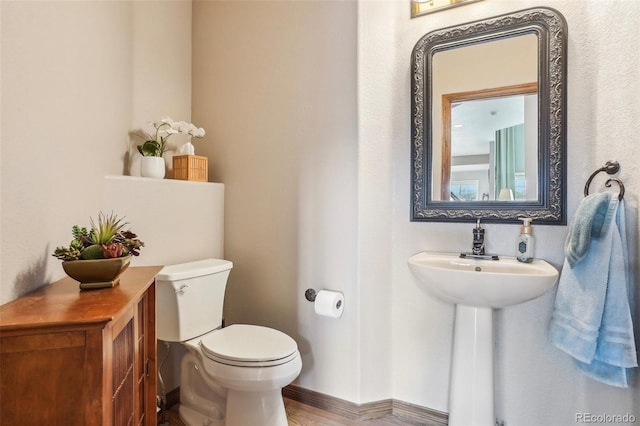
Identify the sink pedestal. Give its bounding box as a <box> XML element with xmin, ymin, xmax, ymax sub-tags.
<box><xmin>449</xmin><ymin>305</ymin><xmax>494</xmax><ymax>426</ymax></box>
<box><xmin>407</xmin><ymin>252</ymin><xmax>559</xmax><ymax>426</ymax></box>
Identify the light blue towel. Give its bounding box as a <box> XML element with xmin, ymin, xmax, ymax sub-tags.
<box><xmin>564</xmin><ymin>193</ymin><xmax>614</xmax><ymax>267</ymax></box>
<box><xmin>549</xmin><ymin>193</ymin><xmax>637</xmax><ymax>387</ymax></box>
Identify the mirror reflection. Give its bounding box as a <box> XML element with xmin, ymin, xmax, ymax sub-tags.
<box><xmin>433</xmin><ymin>34</ymin><xmax>538</xmax><ymax>202</ymax></box>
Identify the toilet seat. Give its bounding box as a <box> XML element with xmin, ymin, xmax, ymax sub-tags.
<box><xmin>201</xmin><ymin>324</ymin><xmax>298</xmax><ymax>367</ymax></box>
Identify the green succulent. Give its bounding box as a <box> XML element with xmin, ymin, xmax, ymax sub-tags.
<box><xmin>71</xmin><ymin>225</ymin><xmax>89</xmax><ymax>241</ymax></box>
<box><xmin>52</xmin><ymin>245</ymin><xmax>82</xmax><ymax>261</ymax></box>
<box><xmin>80</xmin><ymin>244</ymin><xmax>104</xmax><ymax>260</ymax></box>
<box><xmin>52</xmin><ymin>212</ymin><xmax>144</xmax><ymax>262</ymax></box>
<box><xmin>88</xmin><ymin>212</ymin><xmax>127</xmax><ymax>245</ymax></box>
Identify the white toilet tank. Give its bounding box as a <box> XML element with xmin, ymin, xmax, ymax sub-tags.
<box><xmin>156</xmin><ymin>259</ymin><xmax>233</xmax><ymax>342</ymax></box>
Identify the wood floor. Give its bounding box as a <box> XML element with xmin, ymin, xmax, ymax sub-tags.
<box><xmin>161</xmin><ymin>398</ymin><xmax>427</xmax><ymax>426</ymax></box>
<box><xmin>284</xmin><ymin>398</ymin><xmax>426</xmax><ymax>425</ymax></box>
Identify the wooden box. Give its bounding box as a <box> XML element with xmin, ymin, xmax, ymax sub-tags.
<box><xmin>172</xmin><ymin>155</ymin><xmax>208</xmax><ymax>182</ymax></box>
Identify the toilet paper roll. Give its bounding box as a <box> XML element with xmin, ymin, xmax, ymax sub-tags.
<box><xmin>314</xmin><ymin>290</ymin><xmax>344</xmax><ymax>318</ymax></box>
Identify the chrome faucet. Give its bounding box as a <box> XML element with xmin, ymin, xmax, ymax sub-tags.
<box><xmin>472</xmin><ymin>218</ymin><xmax>485</xmax><ymax>255</ymax></box>
<box><xmin>458</xmin><ymin>219</ymin><xmax>500</xmax><ymax>260</ymax></box>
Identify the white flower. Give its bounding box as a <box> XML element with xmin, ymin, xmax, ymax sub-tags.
<box><xmin>160</xmin><ymin>116</ymin><xmax>175</xmax><ymax>126</ymax></box>
<box><xmin>138</xmin><ymin>116</ymin><xmax>206</xmax><ymax>157</ymax></box>
<box><xmin>184</xmin><ymin>122</ymin><xmax>205</xmax><ymax>138</ymax></box>
<box><xmin>175</xmin><ymin>121</ymin><xmax>191</xmax><ymax>133</ymax></box>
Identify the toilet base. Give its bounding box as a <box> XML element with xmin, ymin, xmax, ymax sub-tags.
<box><xmin>178</xmin><ymin>390</ymin><xmax>288</xmax><ymax>426</ymax></box>
<box><xmin>226</xmin><ymin>388</ymin><xmax>288</xmax><ymax>426</ymax></box>
<box><xmin>178</xmin><ymin>341</ymin><xmax>301</xmax><ymax>426</ymax></box>
<box><xmin>178</xmin><ymin>388</ymin><xmax>288</xmax><ymax>426</ymax></box>
<box><xmin>179</xmin><ymin>404</ymin><xmax>222</xmax><ymax>426</ymax></box>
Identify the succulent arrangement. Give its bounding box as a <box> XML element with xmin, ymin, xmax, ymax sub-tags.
<box><xmin>52</xmin><ymin>212</ymin><xmax>144</xmax><ymax>262</ymax></box>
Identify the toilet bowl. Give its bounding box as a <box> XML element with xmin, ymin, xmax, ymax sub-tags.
<box><xmin>156</xmin><ymin>259</ymin><xmax>302</xmax><ymax>426</ymax></box>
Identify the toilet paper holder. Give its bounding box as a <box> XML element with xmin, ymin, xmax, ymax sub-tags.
<box><xmin>305</xmin><ymin>288</ymin><xmax>343</xmax><ymax>309</ymax></box>
<box><xmin>305</xmin><ymin>288</ymin><xmax>318</xmax><ymax>302</ymax></box>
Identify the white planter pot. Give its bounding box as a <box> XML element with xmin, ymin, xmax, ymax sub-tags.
<box><xmin>140</xmin><ymin>156</ymin><xmax>165</xmax><ymax>179</ymax></box>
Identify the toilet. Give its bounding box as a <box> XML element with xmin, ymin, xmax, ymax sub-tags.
<box><xmin>156</xmin><ymin>259</ymin><xmax>302</xmax><ymax>426</ymax></box>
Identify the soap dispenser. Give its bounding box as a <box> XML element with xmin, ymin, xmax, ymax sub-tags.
<box><xmin>516</xmin><ymin>217</ymin><xmax>534</xmax><ymax>263</ymax></box>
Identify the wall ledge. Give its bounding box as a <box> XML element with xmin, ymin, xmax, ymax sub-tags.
<box><xmin>105</xmin><ymin>175</ymin><xmax>223</xmax><ymax>187</ymax></box>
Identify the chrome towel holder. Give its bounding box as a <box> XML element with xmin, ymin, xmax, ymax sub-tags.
<box><xmin>584</xmin><ymin>160</ymin><xmax>625</xmax><ymax>201</ymax></box>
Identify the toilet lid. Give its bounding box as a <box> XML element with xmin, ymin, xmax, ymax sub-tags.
<box><xmin>201</xmin><ymin>324</ymin><xmax>298</xmax><ymax>367</ymax></box>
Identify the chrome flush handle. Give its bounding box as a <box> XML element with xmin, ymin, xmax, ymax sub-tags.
<box><xmin>175</xmin><ymin>284</ymin><xmax>188</xmax><ymax>295</ymax></box>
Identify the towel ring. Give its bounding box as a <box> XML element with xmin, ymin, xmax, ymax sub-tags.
<box><xmin>605</xmin><ymin>178</ymin><xmax>625</xmax><ymax>200</ymax></box>
<box><xmin>583</xmin><ymin>161</ymin><xmax>624</xmax><ymax>200</ymax></box>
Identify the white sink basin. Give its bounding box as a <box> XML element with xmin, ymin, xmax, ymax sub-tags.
<box><xmin>408</xmin><ymin>251</ymin><xmax>559</xmax><ymax>308</ymax></box>
<box><xmin>408</xmin><ymin>251</ymin><xmax>559</xmax><ymax>425</ymax></box>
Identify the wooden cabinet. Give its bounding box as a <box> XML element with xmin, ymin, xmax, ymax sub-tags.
<box><xmin>0</xmin><ymin>266</ymin><xmax>162</xmax><ymax>426</ymax></box>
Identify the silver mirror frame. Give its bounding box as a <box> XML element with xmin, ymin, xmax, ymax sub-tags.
<box><xmin>411</xmin><ymin>7</ymin><xmax>567</xmax><ymax>224</ymax></box>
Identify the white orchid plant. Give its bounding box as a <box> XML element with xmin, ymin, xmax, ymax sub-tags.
<box><xmin>137</xmin><ymin>117</ymin><xmax>206</xmax><ymax>157</ymax></box>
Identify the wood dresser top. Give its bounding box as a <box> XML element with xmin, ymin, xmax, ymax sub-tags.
<box><xmin>0</xmin><ymin>266</ymin><xmax>162</xmax><ymax>331</ymax></box>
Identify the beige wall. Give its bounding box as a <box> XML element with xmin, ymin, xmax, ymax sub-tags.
<box><xmin>0</xmin><ymin>1</ymin><xmax>192</xmax><ymax>304</ymax></box>
<box><xmin>191</xmin><ymin>0</ymin><xmax>364</xmax><ymax>401</ymax></box>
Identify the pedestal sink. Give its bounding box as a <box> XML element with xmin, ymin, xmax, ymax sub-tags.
<box><xmin>407</xmin><ymin>252</ymin><xmax>559</xmax><ymax>426</ymax></box>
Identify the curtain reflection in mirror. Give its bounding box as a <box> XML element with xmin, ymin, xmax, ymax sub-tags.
<box><xmin>494</xmin><ymin>124</ymin><xmax>524</xmax><ymax>200</ymax></box>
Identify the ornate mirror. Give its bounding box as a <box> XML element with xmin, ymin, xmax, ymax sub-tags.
<box><xmin>411</xmin><ymin>7</ymin><xmax>567</xmax><ymax>224</ymax></box>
